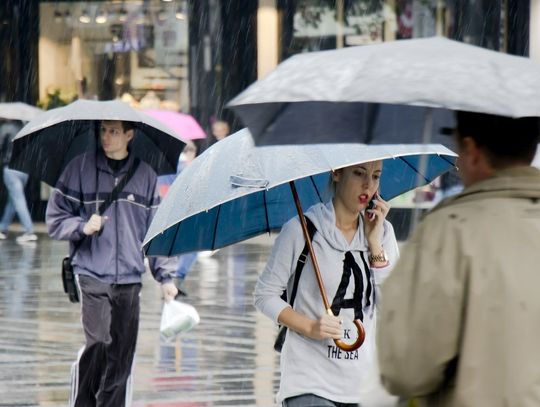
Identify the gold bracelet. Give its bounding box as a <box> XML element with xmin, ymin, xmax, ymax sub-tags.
<box><xmin>369</xmin><ymin>251</ymin><xmax>388</xmax><ymax>264</ymax></box>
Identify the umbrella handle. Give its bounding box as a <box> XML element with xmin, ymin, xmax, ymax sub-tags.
<box><xmin>328</xmin><ymin>309</ymin><xmax>365</xmax><ymax>352</ymax></box>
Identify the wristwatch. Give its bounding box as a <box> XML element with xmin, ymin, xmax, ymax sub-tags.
<box><xmin>369</xmin><ymin>250</ymin><xmax>388</xmax><ymax>264</ymax></box>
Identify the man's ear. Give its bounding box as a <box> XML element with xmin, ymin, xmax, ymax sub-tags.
<box><xmin>126</xmin><ymin>129</ymin><xmax>134</xmax><ymax>142</ymax></box>
<box><xmin>460</xmin><ymin>136</ymin><xmax>480</xmax><ymax>164</ymax></box>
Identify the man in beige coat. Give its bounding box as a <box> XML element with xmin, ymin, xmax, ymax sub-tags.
<box><xmin>377</xmin><ymin>111</ymin><xmax>540</xmax><ymax>407</ymax></box>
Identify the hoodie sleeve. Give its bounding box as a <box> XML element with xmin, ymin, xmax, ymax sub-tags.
<box><xmin>145</xmin><ymin>179</ymin><xmax>176</xmax><ymax>284</ymax></box>
<box><xmin>254</xmin><ymin>217</ymin><xmax>306</xmax><ymax>323</ymax></box>
<box><xmin>372</xmin><ymin>220</ymin><xmax>400</xmax><ymax>285</ymax></box>
<box><xmin>46</xmin><ymin>159</ymin><xmax>87</xmax><ymax>242</ymax></box>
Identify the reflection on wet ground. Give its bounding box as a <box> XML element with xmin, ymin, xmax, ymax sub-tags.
<box><xmin>0</xmin><ymin>235</ymin><xmax>280</xmax><ymax>406</ymax></box>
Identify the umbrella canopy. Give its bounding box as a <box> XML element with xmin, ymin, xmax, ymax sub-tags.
<box><xmin>228</xmin><ymin>37</ymin><xmax>540</xmax><ymax>146</ymax></box>
<box><xmin>0</xmin><ymin>102</ymin><xmax>43</xmax><ymax>122</ymax></box>
<box><xmin>143</xmin><ymin>109</ymin><xmax>206</xmax><ymax>140</ymax></box>
<box><xmin>10</xmin><ymin>99</ymin><xmax>186</xmax><ymax>186</ymax></box>
<box><xmin>143</xmin><ymin>128</ymin><xmax>456</xmax><ymax>257</ymax></box>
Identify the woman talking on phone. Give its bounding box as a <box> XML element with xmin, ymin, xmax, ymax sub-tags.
<box><xmin>254</xmin><ymin>160</ymin><xmax>399</xmax><ymax>407</ymax></box>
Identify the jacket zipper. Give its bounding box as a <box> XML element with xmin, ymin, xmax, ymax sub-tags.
<box><xmin>114</xmin><ymin>176</ymin><xmax>119</xmax><ymax>284</ymax></box>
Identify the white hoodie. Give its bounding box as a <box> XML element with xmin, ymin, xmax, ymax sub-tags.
<box><xmin>254</xmin><ymin>200</ymin><xmax>399</xmax><ymax>404</ymax></box>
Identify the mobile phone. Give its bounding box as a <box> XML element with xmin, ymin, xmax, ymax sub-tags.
<box><xmin>367</xmin><ymin>192</ymin><xmax>378</xmax><ymax>220</ymax></box>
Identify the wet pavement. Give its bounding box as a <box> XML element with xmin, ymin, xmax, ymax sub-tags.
<box><xmin>0</xmin><ymin>232</ymin><xmax>280</xmax><ymax>407</ymax></box>
<box><xmin>0</xmin><ymin>231</ymin><xmax>400</xmax><ymax>407</ymax></box>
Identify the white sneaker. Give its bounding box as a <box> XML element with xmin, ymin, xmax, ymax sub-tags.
<box><xmin>16</xmin><ymin>233</ymin><xmax>38</xmax><ymax>243</ymax></box>
<box><xmin>0</xmin><ymin>232</ymin><xmax>6</xmax><ymax>240</ymax></box>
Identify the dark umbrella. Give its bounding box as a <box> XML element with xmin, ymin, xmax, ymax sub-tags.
<box><xmin>228</xmin><ymin>37</ymin><xmax>540</xmax><ymax>146</ymax></box>
<box><xmin>10</xmin><ymin>99</ymin><xmax>186</xmax><ymax>186</ymax></box>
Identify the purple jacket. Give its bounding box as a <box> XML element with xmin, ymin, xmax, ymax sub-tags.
<box><xmin>46</xmin><ymin>150</ymin><xmax>176</xmax><ymax>285</ymax></box>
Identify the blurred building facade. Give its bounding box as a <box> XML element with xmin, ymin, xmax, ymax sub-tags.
<box><xmin>0</xmin><ymin>0</ymin><xmax>535</xmax><ymax>222</ymax></box>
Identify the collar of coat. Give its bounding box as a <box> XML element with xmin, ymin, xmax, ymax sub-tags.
<box><xmin>432</xmin><ymin>166</ymin><xmax>540</xmax><ymax>213</ymax></box>
<box><xmin>96</xmin><ymin>148</ymin><xmax>134</xmax><ymax>175</ymax></box>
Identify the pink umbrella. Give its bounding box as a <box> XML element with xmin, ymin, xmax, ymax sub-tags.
<box><xmin>143</xmin><ymin>109</ymin><xmax>206</xmax><ymax>141</ymax></box>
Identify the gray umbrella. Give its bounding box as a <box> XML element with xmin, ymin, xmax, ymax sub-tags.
<box><xmin>228</xmin><ymin>37</ymin><xmax>540</xmax><ymax>146</ymax></box>
<box><xmin>10</xmin><ymin>99</ymin><xmax>186</xmax><ymax>186</ymax></box>
<box><xmin>0</xmin><ymin>102</ymin><xmax>43</xmax><ymax>122</ymax></box>
<box><xmin>144</xmin><ymin>128</ymin><xmax>456</xmax><ymax>351</ymax></box>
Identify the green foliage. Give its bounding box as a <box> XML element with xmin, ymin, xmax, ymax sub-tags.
<box><xmin>37</xmin><ymin>89</ymin><xmax>77</xmax><ymax>110</ymax></box>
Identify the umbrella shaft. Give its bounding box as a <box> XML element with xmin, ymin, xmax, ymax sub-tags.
<box><xmin>289</xmin><ymin>181</ymin><xmax>332</xmax><ymax>311</ymax></box>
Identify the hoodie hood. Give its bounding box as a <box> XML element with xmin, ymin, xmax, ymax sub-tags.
<box><xmin>304</xmin><ymin>200</ymin><xmax>370</xmax><ymax>252</ymax></box>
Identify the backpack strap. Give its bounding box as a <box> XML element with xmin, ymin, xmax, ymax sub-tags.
<box><xmin>281</xmin><ymin>215</ymin><xmax>317</xmax><ymax>307</ymax></box>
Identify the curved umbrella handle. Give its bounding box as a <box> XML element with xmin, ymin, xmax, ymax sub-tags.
<box><xmin>331</xmin><ymin>314</ymin><xmax>366</xmax><ymax>352</ymax></box>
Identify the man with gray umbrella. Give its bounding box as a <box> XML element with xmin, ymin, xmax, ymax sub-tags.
<box><xmin>377</xmin><ymin>111</ymin><xmax>540</xmax><ymax>406</ymax></box>
<box><xmin>46</xmin><ymin>120</ymin><xmax>178</xmax><ymax>407</ymax></box>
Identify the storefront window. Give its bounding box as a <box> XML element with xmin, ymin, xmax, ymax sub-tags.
<box><xmin>283</xmin><ymin>0</ymin><xmax>508</xmax><ymax>56</ymax></box>
<box><xmin>39</xmin><ymin>1</ymin><xmax>189</xmax><ymax>112</ymax></box>
<box><xmin>281</xmin><ymin>0</ymin><xmax>468</xmax><ymax>57</ymax></box>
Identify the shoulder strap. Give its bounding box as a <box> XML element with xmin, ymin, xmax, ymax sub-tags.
<box><xmin>97</xmin><ymin>158</ymin><xmax>140</xmax><ymax>215</ymax></box>
<box><xmin>71</xmin><ymin>157</ymin><xmax>141</xmax><ymax>258</ymax></box>
<box><xmin>286</xmin><ymin>216</ymin><xmax>317</xmax><ymax>307</ymax></box>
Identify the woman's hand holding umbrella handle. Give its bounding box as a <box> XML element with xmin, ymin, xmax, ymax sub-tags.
<box><xmin>310</xmin><ymin>313</ymin><xmax>343</xmax><ymax>340</ymax></box>
<box><xmin>326</xmin><ymin>309</ymin><xmax>366</xmax><ymax>352</ymax></box>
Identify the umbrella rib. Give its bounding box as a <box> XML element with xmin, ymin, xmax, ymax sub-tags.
<box><xmin>398</xmin><ymin>156</ymin><xmax>430</xmax><ymax>184</ymax></box>
<box><xmin>309</xmin><ymin>176</ymin><xmax>324</xmax><ymax>203</ymax></box>
<box><xmin>263</xmin><ymin>189</ymin><xmax>270</xmax><ymax>234</ymax></box>
<box><xmin>210</xmin><ymin>205</ymin><xmax>222</xmax><ymax>250</ymax></box>
<box><xmin>167</xmin><ymin>221</ymin><xmax>182</xmax><ymax>257</ymax></box>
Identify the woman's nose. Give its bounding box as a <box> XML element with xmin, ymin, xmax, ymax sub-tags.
<box><xmin>363</xmin><ymin>175</ymin><xmax>374</xmax><ymax>188</ymax></box>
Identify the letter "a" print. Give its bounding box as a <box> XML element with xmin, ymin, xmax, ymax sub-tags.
<box><xmin>330</xmin><ymin>251</ymin><xmax>373</xmax><ymax>322</ymax></box>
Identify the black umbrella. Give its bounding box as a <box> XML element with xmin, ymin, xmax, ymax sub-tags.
<box><xmin>10</xmin><ymin>99</ymin><xmax>186</xmax><ymax>186</ymax></box>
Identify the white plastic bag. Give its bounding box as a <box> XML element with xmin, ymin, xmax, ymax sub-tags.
<box><xmin>160</xmin><ymin>300</ymin><xmax>200</xmax><ymax>340</ymax></box>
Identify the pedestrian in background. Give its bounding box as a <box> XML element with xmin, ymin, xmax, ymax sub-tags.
<box><xmin>206</xmin><ymin>119</ymin><xmax>230</xmax><ymax>150</ymax></box>
<box><xmin>254</xmin><ymin>161</ymin><xmax>399</xmax><ymax>407</ymax></box>
<box><xmin>211</xmin><ymin>119</ymin><xmax>230</xmax><ymax>142</ymax></box>
<box><xmin>46</xmin><ymin>120</ymin><xmax>178</xmax><ymax>407</ymax></box>
<box><xmin>174</xmin><ymin>142</ymin><xmax>200</xmax><ymax>292</ymax></box>
<box><xmin>377</xmin><ymin>112</ymin><xmax>540</xmax><ymax>407</ymax></box>
<box><xmin>0</xmin><ymin>120</ymin><xmax>38</xmax><ymax>243</ymax></box>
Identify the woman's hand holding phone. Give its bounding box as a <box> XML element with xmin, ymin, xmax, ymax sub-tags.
<box><xmin>364</xmin><ymin>192</ymin><xmax>390</xmax><ymax>249</ymax></box>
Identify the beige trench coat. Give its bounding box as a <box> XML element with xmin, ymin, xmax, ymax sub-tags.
<box><xmin>377</xmin><ymin>166</ymin><xmax>540</xmax><ymax>407</ymax></box>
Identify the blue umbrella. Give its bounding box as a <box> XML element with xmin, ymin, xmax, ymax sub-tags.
<box><xmin>144</xmin><ymin>129</ymin><xmax>455</xmax><ymax>256</ymax></box>
<box><xmin>144</xmin><ymin>128</ymin><xmax>456</xmax><ymax>351</ymax></box>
